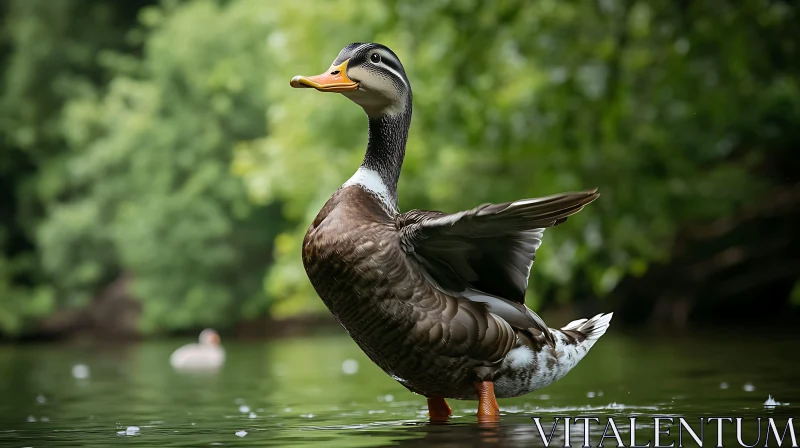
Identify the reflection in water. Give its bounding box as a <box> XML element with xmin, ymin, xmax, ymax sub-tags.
<box><xmin>0</xmin><ymin>332</ymin><xmax>798</xmax><ymax>447</ymax></box>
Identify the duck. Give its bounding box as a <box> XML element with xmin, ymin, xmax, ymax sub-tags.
<box><xmin>169</xmin><ymin>328</ymin><xmax>225</xmax><ymax>371</ymax></box>
<box><xmin>291</xmin><ymin>43</ymin><xmax>612</xmax><ymax>422</ymax></box>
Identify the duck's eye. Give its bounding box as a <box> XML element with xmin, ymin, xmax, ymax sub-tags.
<box><xmin>370</xmin><ymin>53</ymin><xmax>381</xmax><ymax>64</ymax></box>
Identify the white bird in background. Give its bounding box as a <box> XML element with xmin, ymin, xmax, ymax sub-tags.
<box><xmin>170</xmin><ymin>328</ymin><xmax>225</xmax><ymax>370</ymax></box>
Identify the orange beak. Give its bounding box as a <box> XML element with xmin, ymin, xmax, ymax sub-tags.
<box><xmin>290</xmin><ymin>59</ymin><xmax>359</xmax><ymax>92</ymax></box>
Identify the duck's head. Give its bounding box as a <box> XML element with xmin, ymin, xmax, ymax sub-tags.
<box><xmin>291</xmin><ymin>43</ymin><xmax>411</xmax><ymax>117</ymax></box>
<box><xmin>199</xmin><ymin>328</ymin><xmax>221</xmax><ymax>346</ymax></box>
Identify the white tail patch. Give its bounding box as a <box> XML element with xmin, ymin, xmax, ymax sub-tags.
<box><xmin>506</xmin><ymin>346</ymin><xmax>535</xmax><ymax>369</ymax></box>
<box><xmin>562</xmin><ymin>312</ymin><xmax>613</xmax><ymax>340</ymax></box>
<box><xmin>495</xmin><ymin>312</ymin><xmax>613</xmax><ymax>398</ymax></box>
<box><xmin>561</xmin><ymin>318</ymin><xmax>588</xmax><ymax>331</ymax></box>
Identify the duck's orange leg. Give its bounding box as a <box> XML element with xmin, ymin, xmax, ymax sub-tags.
<box><xmin>427</xmin><ymin>396</ymin><xmax>452</xmax><ymax>422</ymax></box>
<box><xmin>474</xmin><ymin>381</ymin><xmax>500</xmax><ymax>422</ymax></box>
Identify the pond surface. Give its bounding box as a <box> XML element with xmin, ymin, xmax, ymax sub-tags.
<box><xmin>0</xmin><ymin>330</ymin><xmax>798</xmax><ymax>447</ymax></box>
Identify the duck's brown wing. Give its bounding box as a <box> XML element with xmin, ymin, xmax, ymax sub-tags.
<box><xmin>398</xmin><ymin>189</ymin><xmax>599</xmax><ymax>347</ymax></box>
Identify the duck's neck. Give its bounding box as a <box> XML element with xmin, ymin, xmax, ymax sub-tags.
<box><xmin>345</xmin><ymin>105</ymin><xmax>411</xmax><ymax>212</ymax></box>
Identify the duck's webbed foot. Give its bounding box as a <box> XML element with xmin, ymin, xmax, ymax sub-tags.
<box><xmin>426</xmin><ymin>396</ymin><xmax>452</xmax><ymax>422</ymax></box>
<box><xmin>474</xmin><ymin>381</ymin><xmax>500</xmax><ymax>422</ymax></box>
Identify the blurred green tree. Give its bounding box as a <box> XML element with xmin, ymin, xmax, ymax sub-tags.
<box><xmin>235</xmin><ymin>0</ymin><xmax>799</xmax><ymax>318</ymax></box>
<box><xmin>1</xmin><ymin>0</ymin><xmax>798</xmax><ymax>336</ymax></box>
<box><xmin>37</xmin><ymin>0</ymin><xmax>284</xmax><ymax>333</ymax></box>
<box><xmin>0</xmin><ymin>0</ymin><xmax>156</xmax><ymax>334</ymax></box>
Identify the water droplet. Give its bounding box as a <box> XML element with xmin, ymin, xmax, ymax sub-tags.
<box><xmin>743</xmin><ymin>383</ymin><xmax>755</xmax><ymax>392</ymax></box>
<box><xmin>40</xmin><ymin>417</ymin><xmax>50</xmax><ymax>422</ymax></box>
<box><xmin>539</xmin><ymin>394</ymin><xmax>550</xmax><ymax>400</ymax></box>
<box><xmin>384</xmin><ymin>394</ymin><xmax>393</xmax><ymax>402</ymax></box>
<box><xmin>72</xmin><ymin>364</ymin><xmax>90</xmax><ymax>380</ymax></box>
<box><xmin>248</xmin><ymin>412</ymin><xmax>257</xmax><ymax>419</ymax></box>
<box><xmin>125</xmin><ymin>426</ymin><xmax>140</xmax><ymax>436</ymax></box>
<box><xmin>238</xmin><ymin>405</ymin><xmax>250</xmax><ymax>413</ymax></box>
<box><xmin>235</xmin><ymin>430</ymin><xmax>247</xmax><ymax>437</ymax></box>
<box><xmin>587</xmin><ymin>391</ymin><xmax>596</xmax><ymax>398</ymax></box>
<box><xmin>341</xmin><ymin>359</ymin><xmax>359</xmax><ymax>375</ymax></box>
<box><xmin>284</xmin><ymin>407</ymin><xmax>292</xmax><ymax>412</ymax></box>
<box><xmin>719</xmin><ymin>382</ymin><xmax>729</xmax><ymax>389</ymax></box>
<box><xmin>764</xmin><ymin>395</ymin><xmax>780</xmax><ymax>407</ymax></box>
<box><xmin>26</xmin><ymin>416</ymin><xmax>36</xmax><ymax>423</ymax></box>
<box><xmin>36</xmin><ymin>394</ymin><xmax>46</xmax><ymax>404</ymax></box>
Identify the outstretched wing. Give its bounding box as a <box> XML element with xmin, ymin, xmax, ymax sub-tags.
<box><xmin>399</xmin><ymin>189</ymin><xmax>599</xmax><ymax>346</ymax></box>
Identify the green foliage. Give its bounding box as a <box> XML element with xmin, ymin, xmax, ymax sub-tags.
<box><xmin>36</xmin><ymin>0</ymin><xmax>284</xmax><ymax>332</ymax></box>
<box><xmin>236</xmin><ymin>0</ymin><xmax>796</xmax><ymax>311</ymax></box>
<box><xmin>0</xmin><ymin>0</ymin><xmax>151</xmax><ymax>334</ymax></box>
<box><xmin>1</xmin><ymin>0</ymin><xmax>798</xmax><ymax>335</ymax></box>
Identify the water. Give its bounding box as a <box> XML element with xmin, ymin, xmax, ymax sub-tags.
<box><xmin>1</xmin><ymin>330</ymin><xmax>798</xmax><ymax>447</ymax></box>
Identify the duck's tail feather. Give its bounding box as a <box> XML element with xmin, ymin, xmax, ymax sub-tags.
<box><xmin>561</xmin><ymin>312</ymin><xmax>613</xmax><ymax>341</ymax></box>
<box><xmin>494</xmin><ymin>313</ymin><xmax>613</xmax><ymax>398</ymax></box>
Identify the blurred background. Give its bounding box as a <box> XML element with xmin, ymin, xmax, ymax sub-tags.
<box><xmin>2</xmin><ymin>2</ymin><xmax>800</xmax><ymax>446</ymax></box>
<box><xmin>1</xmin><ymin>0</ymin><xmax>799</xmax><ymax>341</ymax></box>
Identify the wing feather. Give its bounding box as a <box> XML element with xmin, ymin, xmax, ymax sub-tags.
<box><xmin>399</xmin><ymin>189</ymin><xmax>599</xmax><ymax>347</ymax></box>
